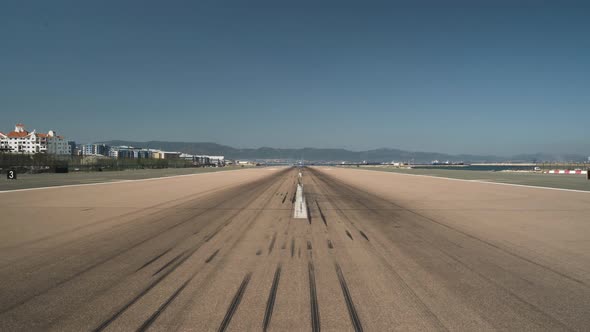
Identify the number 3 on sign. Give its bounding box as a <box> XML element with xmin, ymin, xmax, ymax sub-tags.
<box><xmin>7</xmin><ymin>170</ymin><xmax>16</xmax><ymax>180</ymax></box>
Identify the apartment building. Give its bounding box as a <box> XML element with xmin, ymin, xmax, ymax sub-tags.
<box><xmin>0</xmin><ymin>124</ymin><xmax>70</xmax><ymax>155</ymax></box>
<box><xmin>82</xmin><ymin>143</ymin><xmax>110</xmax><ymax>156</ymax></box>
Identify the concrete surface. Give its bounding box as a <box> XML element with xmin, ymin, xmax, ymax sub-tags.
<box><xmin>0</xmin><ymin>166</ymin><xmax>588</xmax><ymax>331</ymax></box>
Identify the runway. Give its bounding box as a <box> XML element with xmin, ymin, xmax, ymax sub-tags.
<box><xmin>1</xmin><ymin>166</ymin><xmax>589</xmax><ymax>331</ymax></box>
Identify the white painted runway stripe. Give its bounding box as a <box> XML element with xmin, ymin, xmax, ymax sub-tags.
<box><xmin>293</xmin><ymin>184</ymin><xmax>308</xmax><ymax>219</ymax></box>
<box><xmin>335</xmin><ymin>168</ymin><xmax>590</xmax><ymax>194</ymax></box>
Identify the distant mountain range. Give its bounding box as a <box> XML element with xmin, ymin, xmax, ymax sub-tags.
<box><xmin>100</xmin><ymin>140</ymin><xmax>587</xmax><ymax>163</ymax></box>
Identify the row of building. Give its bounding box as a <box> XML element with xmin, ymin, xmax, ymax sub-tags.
<box><xmin>81</xmin><ymin>143</ymin><xmax>225</xmax><ymax>165</ymax></box>
<box><xmin>1</xmin><ymin>124</ymin><xmax>225</xmax><ymax>166</ymax></box>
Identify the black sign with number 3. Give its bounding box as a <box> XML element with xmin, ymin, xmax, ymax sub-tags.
<box><xmin>7</xmin><ymin>170</ymin><xmax>16</xmax><ymax>180</ymax></box>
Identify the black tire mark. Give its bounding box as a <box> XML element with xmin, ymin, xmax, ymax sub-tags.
<box><xmin>291</xmin><ymin>191</ymin><xmax>297</xmax><ymax>204</ymax></box>
<box><xmin>307</xmin><ymin>240</ymin><xmax>312</xmax><ymax>250</ymax></box>
<box><xmin>256</xmin><ymin>249</ymin><xmax>262</xmax><ymax>256</ymax></box>
<box><xmin>281</xmin><ymin>240</ymin><xmax>287</xmax><ymax>250</ymax></box>
<box><xmin>315</xmin><ymin>200</ymin><xmax>327</xmax><ymax>227</ymax></box>
<box><xmin>3</xmin><ymin>170</ymin><xmax>288</xmax><ymax>315</ymax></box>
<box><xmin>346</xmin><ymin>230</ymin><xmax>353</xmax><ymax>240</ymax></box>
<box><xmin>435</xmin><ymin>241</ymin><xmax>573</xmax><ymax>331</ymax></box>
<box><xmin>306</xmin><ymin>197</ymin><xmax>312</xmax><ymax>224</ymax></box>
<box><xmin>93</xmin><ymin>241</ymin><xmax>203</xmax><ymax>332</ymax></box>
<box><xmin>153</xmin><ymin>251</ymin><xmax>184</xmax><ymax>276</ymax></box>
<box><xmin>291</xmin><ymin>238</ymin><xmax>295</xmax><ymax>258</ymax></box>
<box><xmin>327</xmin><ymin>240</ymin><xmax>334</xmax><ymax>249</ymax></box>
<box><xmin>92</xmin><ymin>168</ymin><xmax>293</xmax><ymax>332</ymax></box>
<box><xmin>204</xmin><ymin>221</ymin><xmax>230</xmax><ymax>242</ymax></box>
<box><xmin>282</xmin><ymin>193</ymin><xmax>287</xmax><ymax>204</ymax></box>
<box><xmin>308</xmin><ymin>168</ymin><xmax>448</xmax><ymax>330</ymax></box>
<box><xmin>205</xmin><ymin>249</ymin><xmax>220</xmax><ymax>263</ymax></box>
<box><xmin>408</xmin><ymin>209</ymin><xmax>587</xmax><ymax>286</ymax></box>
<box><xmin>313</xmin><ymin>167</ymin><xmax>588</xmax><ymax>287</ymax></box>
<box><xmin>136</xmin><ymin>247</ymin><xmax>172</xmax><ymax>272</ymax></box>
<box><xmin>136</xmin><ymin>277</ymin><xmax>192</xmax><ymax>332</ymax></box>
<box><xmin>308</xmin><ymin>262</ymin><xmax>321</xmax><ymax>332</ymax></box>
<box><xmin>359</xmin><ymin>231</ymin><xmax>369</xmax><ymax>241</ymax></box>
<box><xmin>268</xmin><ymin>232</ymin><xmax>277</xmax><ymax>254</ymax></box>
<box><xmin>335</xmin><ymin>263</ymin><xmax>363</xmax><ymax>332</ymax></box>
<box><xmin>314</xmin><ymin>168</ymin><xmax>571</xmax><ymax>330</ymax></box>
<box><xmin>218</xmin><ymin>273</ymin><xmax>252</xmax><ymax>332</ymax></box>
<box><xmin>263</xmin><ymin>264</ymin><xmax>282</xmax><ymax>332</ymax></box>
<box><xmin>0</xmin><ymin>182</ymin><xmax>234</xmax><ymax>253</ymax></box>
<box><xmin>298</xmin><ymin>248</ymin><xmax>301</xmax><ymax>258</ymax></box>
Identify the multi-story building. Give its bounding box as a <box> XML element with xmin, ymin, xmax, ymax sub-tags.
<box><xmin>109</xmin><ymin>146</ymin><xmax>151</xmax><ymax>159</ymax></box>
<box><xmin>179</xmin><ymin>154</ymin><xmax>226</xmax><ymax>166</ymax></box>
<box><xmin>208</xmin><ymin>155</ymin><xmax>225</xmax><ymax>166</ymax></box>
<box><xmin>152</xmin><ymin>150</ymin><xmax>182</xmax><ymax>159</ymax></box>
<box><xmin>0</xmin><ymin>124</ymin><xmax>70</xmax><ymax>155</ymax></box>
<box><xmin>82</xmin><ymin>143</ymin><xmax>110</xmax><ymax>156</ymax></box>
<box><xmin>83</xmin><ymin>144</ymin><xmax>95</xmax><ymax>156</ymax></box>
<box><xmin>95</xmin><ymin>144</ymin><xmax>110</xmax><ymax>156</ymax></box>
<box><xmin>180</xmin><ymin>154</ymin><xmax>209</xmax><ymax>165</ymax></box>
<box><xmin>67</xmin><ymin>141</ymin><xmax>77</xmax><ymax>155</ymax></box>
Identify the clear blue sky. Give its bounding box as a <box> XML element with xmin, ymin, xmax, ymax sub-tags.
<box><xmin>1</xmin><ymin>0</ymin><xmax>589</xmax><ymax>155</ymax></box>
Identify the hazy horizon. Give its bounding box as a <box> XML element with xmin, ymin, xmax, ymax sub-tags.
<box><xmin>2</xmin><ymin>1</ymin><xmax>589</xmax><ymax>156</ymax></box>
<box><xmin>93</xmin><ymin>138</ymin><xmax>586</xmax><ymax>159</ymax></box>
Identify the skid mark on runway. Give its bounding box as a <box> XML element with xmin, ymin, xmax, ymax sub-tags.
<box><xmin>218</xmin><ymin>273</ymin><xmax>252</xmax><ymax>332</ymax></box>
<box><xmin>136</xmin><ymin>247</ymin><xmax>172</xmax><ymax>272</ymax></box>
<box><xmin>316</xmin><ymin>200</ymin><xmax>328</xmax><ymax>227</ymax></box>
<box><xmin>263</xmin><ymin>264</ymin><xmax>282</xmax><ymax>332</ymax></box>
<box><xmin>136</xmin><ymin>277</ymin><xmax>192</xmax><ymax>332</ymax></box>
<box><xmin>153</xmin><ymin>251</ymin><xmax>184</xmax><ymax>276</ymax></box>
<box><xmin>307</xmin><ymin>240</ymin><xmax>312</xmax><ymax>250</ymax></box>
<box><xmin>346</xmin><ymin>230</ymin><xmax>353</xmax><ymax>240</ymax></box>
<box><xmin>327</xmin><ymin>240</ymin><xmax>334</xmax><ymax>249</ymax></box>
<box><xmin>406</xmin><ymin>209</ymin><xmax>587</xmax><ymax>286</ymax></box>
<box><xmin>92</xmin><ymin>241</ymin><xmax>204</xmax><ymax>332</ymax></box>
<box><xmin>205</xmin><ymin>249</ymin><xmax>220</xmax><ymax>263</ymax></box>
<box><xmin>1</xmin><ymin>168</ymin><xmax>294</xmax><ymax>330</ymax></box>
<box><xmin>359</xmin><ymin>231</ymin><xmax>369</xmax><ymax>241</ymax></box>
<box><xmin>268</xmin><ymin>232</ymin><xmax>277</xmax><ymax>255</ymax></box>
<box><xmin>335</xmin><ymin>262</ymin><xmax>363</xmax><ymax>332</ymax></box>
<box><xmin>306</xmin><ymin>197</ymin><xmax>312</xmax><ymax>224</ymax></box>
<box><xmin>308</xmin><ymin>262</ymin><xmax>321</xmax><ymax>332</ymax></box>
<box><xmin>291</xmin><ymin>238</ymin><xmax>295</xmax><ymax>258</ymax></box>
<box><xmin>2</xmin><ymin>209</ymin><xmax>227</xmax><ymax>313</ymax></box>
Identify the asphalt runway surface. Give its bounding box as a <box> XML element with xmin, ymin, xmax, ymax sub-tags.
<box><xmin>1</xmin><ymin>166</ymin><xmax>589</xmax><ymax>331</ymax></box>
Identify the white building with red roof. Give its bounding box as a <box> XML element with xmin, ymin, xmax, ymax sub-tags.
<box><xmin>0</xmin><ymin>124</ymin><xmax>70</xmax><ymax>155</ymax></box>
